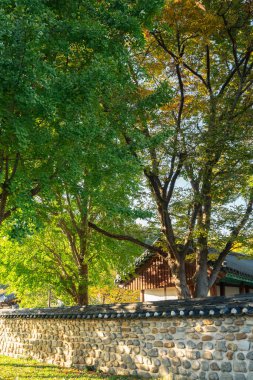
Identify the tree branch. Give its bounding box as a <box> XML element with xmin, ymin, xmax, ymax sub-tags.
<box><xmin>43</xmin><ymin>242</ymin><xmax>78</xmax><ymax>282</ymax></box>
<box><xmin>151</xmin><ymin>31</ymin><xmax>208</xmax><ymax>88</ymax></box>
<box><xmin>183</xmin><ymin>201</ymin><xmax>200</xmax><ymax>255</ymax></box>
<box><xmin>144</xmin><ymin>168</ymin><xmax>164</xmax><ymax>203</ymax></box>
<box><xmin>166</xmin><ymin>154</ymin><xmax>185</xmax><ymax>203</ymax></box>
<box><xmin>218</xmin><ymin>55</ymin><xmax>248</xmax><ymax>97</ymax></box>
<box><xmin>88</xmin><ymin>221</ymin><xmax>167</xmax><ymax>257</ymax></box>
<box><xmin>65</xmin><ymin>191</ymin><xmax>81</xmax><ymax>235</ymax></box>
<box><xmin>206</xmin><ymin>45</ymin><xmax>212</xmax><ymax>94</ymax></box>
<box><xmin>58</xmin><ymin>219</ymin><xmax>81</xmax><ymax>267</ymax></box>
<box><xmin>221</xmin><ymin>14</ymin><xmax>242</xmax><ymax>79</ymax></box>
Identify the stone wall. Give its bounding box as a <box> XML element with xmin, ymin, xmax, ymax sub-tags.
<box><xmin>0</xmin><ymin>295</ymin><xmax>253</xmax><ymax>379</ymax></box>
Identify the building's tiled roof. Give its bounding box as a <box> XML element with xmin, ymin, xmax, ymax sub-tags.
<box><xmin>222</xmin><ymin>253</ymin><xmax>253</xmax><ymax>281</ymax></box>
<box><xmin>0</xmin><ymin>293</ymin><xmax>16</xmax><ymax>304</ymax></box>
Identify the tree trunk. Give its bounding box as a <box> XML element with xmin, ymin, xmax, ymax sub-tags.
<box><xmin>171</xmin><ymin>259</ymin><xmax>191</xmax><ymax>299</ymax></box>
<box><xmin>194</xmin><ymin>247</ymin><xmax>209</xmax><ymax>298</ymax></box>
<box><xmin>76</xmin><ymin>263</ymin><xmax>88</xmax><ymax>306</ymax></box>
<box><xmin>194</xmin><ymin>271</ymin><xmax>209</xmax><ymax>298</ymax></box>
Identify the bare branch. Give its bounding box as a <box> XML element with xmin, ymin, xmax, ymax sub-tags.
<box><xmin>221</xmin><ymin>14</ymin><xmax>242</xmax><ymax>78</ymax></box>
<box><xmin>175</xmin><ymin>63</ymin><xmax>185</xmax><ymax>127</ymax></box>
<box><xmin>206</xmin><ymin>45</ymin><xmax>212</xmax><ymax>94</ymax></box>
<box><xmin>183</xmin><ymin>201</ymin><xmax>200</xmax><ymax>254</ymax></box>
<box><xmin>58</xmin><ymin>219</ymin><xmax>81</xmax><ymax>267</ymax></box>
<box><xmin>218</xmin><ymin>55</ymin><xmax>248</xmax><ymax>97</ymax></box>
<box><xmin>163</xmin><ymin>153</ymin><xmax>176</xmax><ymax>199</ymax></box>
<box><xmin>144</xmin><ymin>168</ymin><xmax>164</xmax><ymax>203</ymax></box>
<box><xmin>166</xmin><ymin>154</ymin><xmax>185</xmax><ymax>204</ymax></box>
<box><xmin>65</xmin><ymin>191</ymin><xmax>81</xmax><ymax>235</ymax></box>
<box><xmin>43</xmin><ymin>242</ymin><xmax>78</xmax><ymax>282</ymax></box>
<box><xmin>151</xmin><ymin>31</ymin><xmax>208</xmax><ymax>88</ymax></box>
<box><xmin>88</xmin><ymin>221</ymin><xmax>167</xmax><ymax>257</ymax></box>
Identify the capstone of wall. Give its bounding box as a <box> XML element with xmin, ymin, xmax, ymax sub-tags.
<box><xmin>0</xmin><ymin>295</ymin><xmax>253</xmax><ymax>379</ymax></box>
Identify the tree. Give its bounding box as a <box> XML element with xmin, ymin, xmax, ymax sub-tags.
<box><xmin>0</xmin><ymin>185</ymin><xmax>144</xmax><ymax>307</ymax></box>
<box><xmin>0</xmin><ymin>0</ymin><xmax>166</xmax><ymax>306</ymax></box>
<box><xmin>1</xmin><ymin>117</ymin><xmax>147</xmax><ymax>306</ymax></box>
<box><xmin>88</xmin><ymin>0</ymin><xmax>253</xmax><ymax>298</ymax></box>
<box><xmin>37</xmin><ymin>162</ymin><xmax>144</xmax><ymax>306</ymax></box>
<box><xmin>0</xmin><ymin>0</ymin><xmax>159</xmax><ymax>234</ymax></box>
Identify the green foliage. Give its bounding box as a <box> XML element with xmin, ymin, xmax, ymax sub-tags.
<box><xmin>0</xmin><ymin>218</ymin><xmax>143</xmax><ymax>307</ymax></box>
<box><xmin>0</xmin><ymin>0</ymin><xmax>163</xmax><ymax>305</ymax></box>
<box><xmin>0</xmin><ymin>0</ymin><xmax>160</xmax><ymax>221</ymax></box>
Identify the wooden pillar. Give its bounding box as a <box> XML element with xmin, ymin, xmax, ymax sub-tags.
<box><xmin>220</xmin><ymin>283</ymin><xmax>225</xmax><ymax>296</ymax></box>
<box><xmin>189</xmin><ymin>284</ymin><xmax>194</xmax><ymax>298</ymax></box>
<box><xmin>140</xmin><ymin>289</ymin><xmax>145</xmax><ymax>302</ymax></box>
<box><xmin>239</xmin><ymin>284</ymin><xmax>246</xmax><ymax>294</ymax></box>
<box><xmin>210</xmin><ymin>285</ymin><xmax>217</xmax><ymax>296</ymax></box>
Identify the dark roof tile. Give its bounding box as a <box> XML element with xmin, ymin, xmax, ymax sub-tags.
<box><xmin>0</xmin><ymin>294</ymin><xmax>252</xmax><ymax>319</ymax></box>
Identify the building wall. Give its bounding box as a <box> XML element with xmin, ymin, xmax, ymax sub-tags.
<box><xmin>144</xmin><ymin>287</ymin><xmax>178</xmax><ymax>301</ymax></box>
<box><xmin>225</xmin><ymin>286</ymin><xmax>242</xmax><ymax>297</ymax></box>
<box><xmin>143</xmin><ymin>285</ymin><xmax>243</xmax><ymax>301</ymax></box>
<box><xmin>0</xmin><ymin>299</ymin><xmax>253</xmax><ymax>379</ymax></box>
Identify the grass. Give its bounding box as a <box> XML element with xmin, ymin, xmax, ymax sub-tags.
<box><xmin>0</xmin><ymin>355</ymin><xmax>132</xmax><ymax>380</ymax></box>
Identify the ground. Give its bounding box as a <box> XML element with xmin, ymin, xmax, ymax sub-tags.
<box><xmin>0</xmin><ymin>355</ymin><xmax>132</xmax><ymax>380</ymax></box>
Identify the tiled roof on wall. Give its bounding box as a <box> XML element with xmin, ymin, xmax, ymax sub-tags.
<box><xmin>0</xmin><ymin>294</ymin><xmax>252</xmax><ymax>319</ymax></box>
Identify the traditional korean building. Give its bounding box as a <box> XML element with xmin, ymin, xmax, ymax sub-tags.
<box><xmin>116</xmin><ymin>250</ymin><xmax>253</xmax><ymax>302</ymax></box>
<box><xmin>0</xmin><ymin>285</ymin><xmax>18</xmax><ymax>309</ymax></box>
